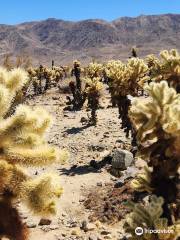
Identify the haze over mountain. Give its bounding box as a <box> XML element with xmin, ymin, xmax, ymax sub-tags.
<box><xmin>0</xmin><ymin>14</ymin><xmax>180</xmax><ymax>65</ymax></box>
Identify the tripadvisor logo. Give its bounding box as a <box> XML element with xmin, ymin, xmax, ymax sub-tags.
<box><xmin>135</xmin><ymin>227</ymin><xmax>143</xmax><ymax>236</ymax></box>
<box><xmin>135</xmin><ymin>227</ymin><xmax>174</xmax><ymax>236</ymax></box>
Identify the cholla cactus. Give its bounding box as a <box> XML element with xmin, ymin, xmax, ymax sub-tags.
<box><xmin>0</xmin><ymin>67</ymin><xmax>68</xmax><ymax>240</ymax></box>
<box><xmin>105</xmin><ymin>58</ymin><xmax>149</xmax><ymax>138</ymax></box>
<box><xmin>145</xmin><ymin>54</ymin><xmax>159</xmax><ymax>69</ymax></box>
<box><xmin>124</xmin><ymin>195</ymin><xmax>180</xmax><ymax>240</ymax></box>
<box><xmin>149</xmin><ymin>49</ymin><xmax>180</xmax><ymax>92</ymax></box>
<box><xmin>28</xmin><ymin>65</ymin><xmax>64</xmax><ymax>95</ymax></box>
<box><xmin>71</xmin><ymin>60</ymin><xmax>82</xmax><ymax>91</ymax></box>
<box><xmin>85</xmin><ymin>62</ymin><xmax>103</xmax><ymax>79</ymax></box>
<box><xmin>105</xmin><ymin>58</ymin><xmax>149</xmax><ymax>97</ymax></box>
<box><xmin>129</xmin><ymin>81</ymin><xmax>180</xmax><ymax>222</ymax></box>
<box><xmin>84</xmin><ymin>77</ymin><xmax>103</xmax><ymax>125</ymax></box>
<box><xmin>66</xmin><ymin>81</ymin><xmax>86</xmax><ymax>110</ymax></box>
<box><xmin>131</xmin><ymin>47</ymin><xmax>138</xmax><ymax>58</ymax></box>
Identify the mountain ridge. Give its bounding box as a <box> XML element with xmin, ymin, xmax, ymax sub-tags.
<box><xmin>0</xmin><ymin>13</ymin><xmax>180</xmax><ymax>65</ymax></box>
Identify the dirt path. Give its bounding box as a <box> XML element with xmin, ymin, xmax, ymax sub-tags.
<box><xmin>20</xmin><ymin>88</ymin><xmax>132</xmax><ymax>240</ymax></box>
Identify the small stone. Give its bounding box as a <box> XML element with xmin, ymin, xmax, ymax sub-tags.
<box><xmin>97</xmin><ymin>182</ymin><xmax>103</xmax><ymax>187</ymax></box>
<box><xmin>71</xmin><ymin>229</ymin><xmax>81</xmax><ymax>236</ymax></box>
<box><xmin>114</xmin><ymin>180</ymin><xmax>124</xmax><ymax>188</ymax></box>
<box><xmin>52</xmin><ymin>96</ymin><xmax>59</xmax><ymax>100</ymax></box>
<box><xmin>62</xmin><ymin>212</ymin><xmax>67</xmax><ymax>217</ymax></box>
<box><xmin>104</xmin><ymin>234</ymin><xmax>112</xmax><ymax>239</ymax></box>
<box><xmin>86</xmin><ymin>223</ymin><xmax>96</xmax><ymax>231</ymax></box>
<box><xmin>27</xmin><ymin>222</ymin><xmax>36</xmax><ymax>228</ymax></box>
<box><xmin>39</xmin><ymin>218</ymin><xmax>52</xmax><ymax>226</ymax></box>
<box><xmin>80</xmin><ymin>117</ymin><xmax>88</xmax><ymax>123</ymax></box>
<box><xmin>101</xmin><ymin>230</ymin><xmax>111</xmax><ymax>235</ymax></box>
<box><xmin>89</xmin><ymin>234</ymin><xmax>98</xmax><ymax>240</ymax></box>
<box><xmin>50</xmin><ymin>225</ymin><xmax>59</xmax><ymax>230</ymax></box>
<box><xmin>81</xmin><ymin>220</ymin><xmax>88</xmax><ymax>231</ymax></box>
<box><xmin>79</xmin><ymin>196</ymin><xmax>85</xmax><ymax>202</ymax></box>
<box><xmin>88</xmin><ymin>143</ymin><xmax>106</xmax><ymax>152</ymax></box>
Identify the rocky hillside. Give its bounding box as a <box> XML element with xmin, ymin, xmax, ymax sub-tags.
<box><xmin>0</xmin><ymin>14</ymin><xmax>180</xmax><ymax>65</ymax></box>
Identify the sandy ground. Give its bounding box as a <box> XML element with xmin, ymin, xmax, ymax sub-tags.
<box><xmin>18</xmin><ymin>87</ymin><xmax>134</xmax><ymax>240</ymax></box>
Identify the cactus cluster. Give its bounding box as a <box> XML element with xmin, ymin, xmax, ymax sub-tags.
<box><xmin>0</xmin><ymin>67</ymin><xmax>68</xmax><ymax>239</ymax></box>
<box><xmin>149</xmin><ymin>49</ymin><xmax>180</xmax><ymax>92</ymax></box>
<box><xmin>128</xmin><ymin>81</ymin><xmax>180</xmax><ymax>238</ymax></box>
<box><xmin>28</xmin><ymin>65</ymin><xmax>65</xmax><ymax>95</ymax></box>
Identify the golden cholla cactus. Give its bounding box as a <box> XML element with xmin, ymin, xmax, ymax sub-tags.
<box><xmin>127</xmin><ymin>58</ymin><xmax>149</xmax><ymax>89</ymax></box>
<box><xmin>84</xmin><ymin>77</ymin><xmax>103</xmax><ymax>94</ymax></box>
<box><xmin>0</xmin><ymin>67</ymin><xmax>69</xmax><ymax>216</ymax></box>
<box><xmin>145</xmin><ymin>54</ymin><xmax>159</xmax><ymax>69</ymax></box>
<box><xmin>124</xmin><ymin>195</ymin><xmax>180</xmax><ymax>240</ymax></box>
<box><xmin>105</xmin><ymin>58</ymin><xmax>149</xmax><ymax>97</ymax></box>
<box><xmin>129</xmin><ymin>80</ymin><xmax>180</xmax><ymax>232</ymax></box>
<box><xmin>86</xmin><ymin>62</ymin><xmax>103</xmax><ymax>78</ymax></box>
<box><xmin>21</xmin><ymin>173</ymin><xmax>63</xmax><ymax>215</ymax></box>
<box><xmin>129</xmin><ymin>81</ymin><xmax>179</xmax><ymax>145</ymax></box>
<box><xmin>83</xmin><ymin>77</ymin><xmax>103</xmax><ymax>125</ymax></box>
<box><xmin>149</xmin><ymin>49</ymin><xmax>180</xmax><ymax>91</ymax></box>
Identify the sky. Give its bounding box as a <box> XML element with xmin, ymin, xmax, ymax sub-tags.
<box><xmin>1</xmin><ymin>0</ymin><xmax>180</xmax><ymax>24</ymax></box>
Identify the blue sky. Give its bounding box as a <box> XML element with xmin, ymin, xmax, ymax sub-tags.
<box><xmin>1</xmin><ymin>0</ymin><xmax>180</xmax><ymax>24</ymax></box>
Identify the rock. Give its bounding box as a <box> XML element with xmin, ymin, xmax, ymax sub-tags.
<box><xmin>111</xmin><ymin>149</ymin><xmax>133</xmax><ymax>170</ymax></box>
<box><xmin>89</xmin><ymin>234</ymin><xmax>98</xmax><ymax>240</ymax></box>
<box><xmin>41</xmin><ymin>226</ymin><xmax>51</xmax><ymax>232</ymax></box>
<box><xmin>103</xmin><ymin>132</ymin><xmax>110</xmax><ymax>138</ymax></box>
<box><xmin>114</xmin><ymin>180</ymin><xmax>124</xmax><ymax>188</ymax></box>
<box><xmin>97</xmin><ymin>182</ymin><xmax>103</xmax><ymax>187</ymax></box>
<box><xmin>62</xmin><ymin>212</ymin><xmax>67</xmax><ymax>217</ymax></box>
<box><xmin>27</xmin><ymin>222</ymin><xmax>37</xmax><ymax>228</ymax></box>
<box><xmin>81</xmin><ymin>220</ymin><xmax>88</xmax><ymax>231</ymax></box>
<box><xmin>80</xmin><ymin>117</ymin><xmax>88</xmax><ymax>123</ymax></box>
<box><xmin>38</xmin><ymin>218</ymin><xmax>52</xmax><ymax>226</ymax></box>
<box><xmin>86</xmin><ymin>223</ymin><xmax>96</xmax><ymax>231</ymax></box>
<box><xmin>79</xmin><ymin>196</ymin><xmax>85</xmax><ymax>202</ymax></box>
<box><xmin>71</xmin><ymin>229</ymin><xmax>81</xmax><ymax>236</ymax></box>
<box><xmin>50</xmin><ymin>224</ymin><xmax>59</xmax><ymax>230</ymax></box>
<box><xmin>52</xmin><ymin>96</ymin><xmax>59</xmax><ymax>100</ymax></box>
<box><xmin>104</xmin><ymin>234</ymin><xmax>112</xmax><ymax>239</ymax></box>
<box><xmin>88</xmin><ymin>143</ymin><xmax>106</xmax><ymax>152</ymax></box>
<box><xmin>81</xmin><ymin>221</ymin><xmax>96</xmax><ymax>232</ymax></box>
<box><xmin>101</xmin><ymin>230</ymin><xmax>111</xmax><ymax>235</ymax></box>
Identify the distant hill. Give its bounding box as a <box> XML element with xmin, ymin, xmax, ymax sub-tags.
<box><xmin>0</xmin><ymin>14</ymin><xmax>180</xmax><ymax>65</ymax></box>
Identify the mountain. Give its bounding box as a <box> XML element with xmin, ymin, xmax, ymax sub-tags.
<box><xmin>0</xmin><ymin>14</ymin><xmax>180</xmax><ymax>65</ymax></box>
